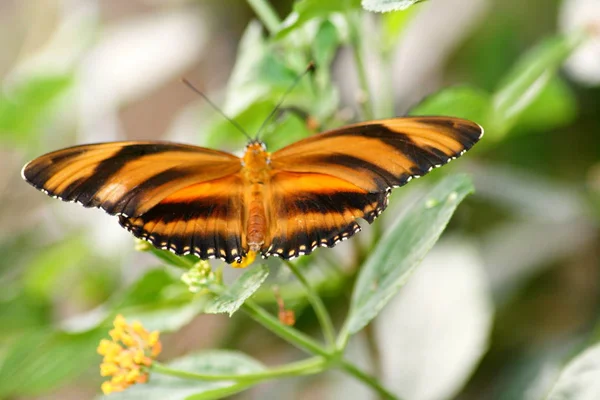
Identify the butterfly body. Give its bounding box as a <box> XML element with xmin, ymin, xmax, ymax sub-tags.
<box><xmin>241</xmin><ymin>142</ymin><xmax>271</xmax><ymax>252</ymax></box>
<box><xmin>22</xmin><ymin>117</ymin><xmax>483</xmax><ymax>265</ymax></box>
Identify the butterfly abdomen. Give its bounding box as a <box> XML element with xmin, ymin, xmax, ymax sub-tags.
<box><xmin>246</xmin><ymin>183</ymin><xmax>267</xmax><ymax>252</ymax></box>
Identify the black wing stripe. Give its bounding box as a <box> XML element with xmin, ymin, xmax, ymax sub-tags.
<box><xmin>104</xmin><ymin>168</ymin><xmax>187</xmax><ymax>215</ymax></box>
<box><xmin>71</xmin><ymin>145</ymin><xmax>182</xmax><ymax>207</ymax></box>
<box><xmin>287</xmin><ymin>191</ymin><xmax>382</xmax><ymax>216</ymax></box>
<box><xmin>307</xmin><ymin>154</ymin><xmax>400</xmax><ymax>188</ymax></box>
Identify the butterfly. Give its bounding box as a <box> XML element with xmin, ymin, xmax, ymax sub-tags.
<box><xmin>22</xmin><ymin>116</ymin><xmax>482</xmax><ymax>266</ymax></box>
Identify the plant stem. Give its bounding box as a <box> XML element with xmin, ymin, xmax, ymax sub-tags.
<box><xmin>283</xmin><ymin>260</ymin><xmax>336</xmax><ymax>349</ymax></box>
<box><xmin>241</xmin><ymin>299</ymin><xmax>329</xmax><ymax>357</ymax></box>
<box><xmin>246</xmin><ymin>0</ymin><xmax>280</xmax><ymax>35</ymax></box>
<box><xmin>347</xmin><ymin>11</ymin><xmax>374</xmax><ymax>120</ymax></box>
<box><xmin>336</xmin><ymin>318</ymin><xmax>351</xmax><ymax>352</ymax></box>
<box><xmin>338</xmin><ymin>359</ymin><xmax>399</xmax><ymax>400</ymax></box>
<box><xmin>153</xmin><ymin>356</ymin><xmax>326</xmax><ymax>383</ymax></box>
<box><xmin>242</xmin><ymin>301</ymin><xmax>398</xmax><ymax>398</ymax></box>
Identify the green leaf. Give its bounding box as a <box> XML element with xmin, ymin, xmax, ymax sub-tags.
<box><xmin>0</xmin><ymin>327</ymin><xmax>105</xmax><ymax>397</ymax></box>
<box><xmin>112</xmin><ymin>269</ymin><xmax>207</xmax><ymax>332</ymax></box>
<box><xmin>115</xmin><ymin>269</ymin><xmax>181</xmax><ymax>310</ymax></box>
<box><xmin>0</xmin><ymin>291</ymin><xmax>50</xmax><ymax>340</ymax></box>
<box><xmin>103</xmin><ymin>351</ymin><xmax>265</xmax><ymax>400</ymax></box>
<box><xmin>311</xmin><ymin>21</ymin><xmax>342</xmax><ymax>117</ymax></box>
<box><xmin>62</xmin><ymin>268</ymin><xmax>199</xmax><ymax>333</ymax></box>
<box><xmin>362</xmin><ymin>0</ymin><xmax>427</xmax><ymax>13</ymax></box>
<box><xmin>514</xmin><ymin>76</ymin><xmax>577</xmax><ymax>133</ymax></box>
<box><xmin>381</xmin><ymin>5</ymin><xmax>420</xmax><ymax>54</ymax></box>
<box><xmin>205</xmin><ymin>265</ymin><xmax>269</xmax><ymax>316</ymax></box>
<box><xmin>345</xmin><ymin>174</ymin><xmax>475</xmax><ymax>335</ymax></box>
<box><xmin>222</xmin><ymin>21</ymin><xmax>303</xmax><ymax>118</ymax></box>
<box><xmin>410</xmin><ymin>85</ymin><xmax>492</xmax><ymax>128</ymax></box>
<box><xmin>0</xmin><ymin>75</ymin><xmax>72</xmax><ymax>147</ymax></box>
<box><xmin>492</xmin><ymin>32</ymin><xmax>583</xmax><ymax>138</ymax></box>
<box><xmin>261</xmin><ymin>112</ymin><xmax>311</xmax><ymax>151</ymax></box>
<box><xmin>22</xmin><ymin>235</ymin><xmax>89</xmax><ymax>301</ymax></box>
<box><xmin>205</xmin><ymin>21</ymin><xmax>317</xmax><ymax>148</ymax></box>
<box><xmin>545</xmin><ymin>343</ymin><xmax>600</xmax><ymax>400</ymax></box>
<box><xmin>220</xmin><ymin>21</ymin><xmax>270</xmax><ymax>118</ymax></box>
<box><xmin>277</xmin><ymin>0</ymin><xmax>361</xmax><ymax>38</ymax></box>
<box><xmin>124</xmin><ymin>299</ymin><xmax>209</xmax><ymax>333</ymax></box>
<box><xmin>206</xmin><ymin>100</ymin><xmax>274</xmax><ymax>149</ymax></box>
<box><xmin>313</xmin><ymin>20</ymin><xmax>340</xmax><ymax>72</ymax></box>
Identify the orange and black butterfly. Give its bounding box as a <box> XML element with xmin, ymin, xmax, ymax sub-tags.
<box><xmin>22</xmin><ymin>117</ymin><xmax>482</xmax><ymax>266</ymax></box>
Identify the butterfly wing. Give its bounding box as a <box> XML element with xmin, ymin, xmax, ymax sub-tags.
<box><xmin>263</xmin><ymin>116</ymin><xmax>483</xmax><ymax>258</ymax></box>
<box><xmin>119</xmin><ymin>173</ymin><xmax>246</xmax><ymax>263</ymax></box>
<box><xmin>22</xmin><ymin>141</ymin><xmax>246</xmax><ymax>262</ymax></box>
<box><xmin>22</xmin><ymin>141</ymin><xmax>241</xmax><ymax>217</ymax></box>
<box><xmin>263</xmin><ymin>171</ymin><xmax>386</xmax><ymax>259</ymax></box>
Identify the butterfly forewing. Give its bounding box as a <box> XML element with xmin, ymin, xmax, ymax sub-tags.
<box><xmin>22</xmin><ymin>141</ymin><xmax>241</xmax><ymax>217</ymax></box>
<box><xmin>271</xmin><ymin>117</ymin><xmax>483</xmax><ymax>192</ymax></box>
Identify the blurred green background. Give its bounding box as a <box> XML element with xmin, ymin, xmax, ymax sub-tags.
<box><xmin>0</xmin><ymin>0</ymin><xmax>599</xmax><ymax>399</ymax></box>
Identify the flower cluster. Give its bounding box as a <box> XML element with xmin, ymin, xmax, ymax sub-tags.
<box><xmin>181</xmin><ymin>260</ymin><xmax>220</xmax><ymax>293</ymax></box>
<box><xmin>97</xmin><ymin>315</ymin><xmax>162</xmax><ymax>395</ymax></box>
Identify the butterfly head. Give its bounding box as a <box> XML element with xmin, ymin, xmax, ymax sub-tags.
<box><xmin>242</xmin><ymin>141</ymin><xmax>270</xmax><ymax>171</ymax></box>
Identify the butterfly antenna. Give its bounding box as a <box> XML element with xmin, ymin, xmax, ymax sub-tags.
<box><xmin>255</xmin><ymin>61</ymin><xmax>316</xmax><ymax>140</ymax></box>
<box><xmin>181</xmin><ymin>78</ymin><xmax>253</xmax><ymax>142</ymax></box>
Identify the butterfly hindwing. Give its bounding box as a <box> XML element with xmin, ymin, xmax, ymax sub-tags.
<box><xmin>262</xmin><ymin>171</ymin><xmax>389</xmax><ymax>259</ymax></box>
<box><xmin>119</xmin><ymin>174</ymin><xmax>246</xmax><ymax>263</ymax></box>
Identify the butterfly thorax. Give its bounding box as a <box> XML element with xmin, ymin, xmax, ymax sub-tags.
<box><xmin>242</xmin><ymin>142</ymin><xmax>271</xmax><ymax>252</ymax></box>
<box><xmin>242</xmin><ymin>142</ymin><xmax>271</xmax><ymax>179</ymax></box>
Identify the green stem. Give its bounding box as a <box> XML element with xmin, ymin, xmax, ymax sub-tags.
<box><xmin>338</xmin><ymin>359</ymin><xmax>400</xmax><ymax>400</ymax></box>
<box><xmin>242</xmin><ymin>300</ymin><xmax>398</xmax><ymax>398</ymax></box>
<box><xmin>153</xmin><ymin>356</ymin><xmax>326</xmax><ymax>383</ymax></box>
<box><xmin>336</xmin><ymin>324</ymin><xmax>351</xmax><ymax>353</ymax></box>
<box><xmin>241</xmin><ymin>299</ymin><xmax>329</xmax><ymax>357</ymax></box>
<box><xmin>347</xmin><ymin>11</ymin><xmax>374</xmax><ymax>120</ymax></box>
<box><xmin>283</xmin><ymin>260</ymin><xmax>336</xmax><ymax>349</ymax></box>
<box><xmin>246</xmin><ymin>0</ymin><xmax>280</xmax><ymax>35</ymax></box>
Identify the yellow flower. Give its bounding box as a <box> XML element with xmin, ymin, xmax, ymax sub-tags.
<box><xmin>234</xmin><ymin>250</ymin><xmax>256</xmax><ymax>268</ymax></box>
<box><xmin>98</xmin><ymin>314</ymin><xmax>162</xmax><ymax>395</ymax></box>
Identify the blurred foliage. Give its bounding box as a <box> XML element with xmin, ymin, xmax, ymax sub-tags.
<box><xmin>107</xmin><ymin>350</ymin><xmax>266</xmax><ymax>400</ymax></box>
<box><xmin>345</xmin><ymin>174</ymin><xmax>474</xmax><ymax>335</ymax></box>
<box><xmin>0</xmin><ymin>0</ymin><xmax>599</xmax><ymax>399</ymax></box>
<box><xmin>0</xmin><ymin>75</ymin><xmax>72</xmax><ymax>148</ymax></box>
